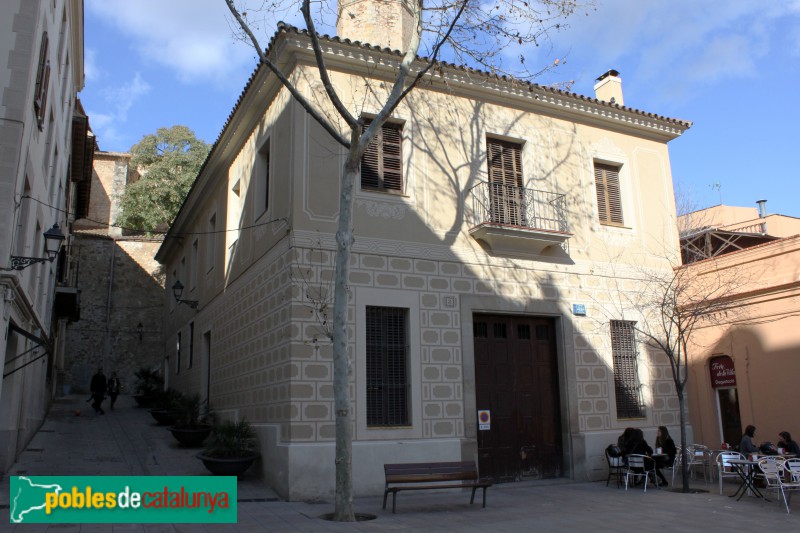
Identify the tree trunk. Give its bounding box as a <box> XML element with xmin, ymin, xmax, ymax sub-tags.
<box><xmin>678</xmin><ymin>385</ymin><xmax>690</xmax><ymax>492</ymax></box>
<box><xmin>331</xmin><ymin>157</ymin><xmax>359</xmax><ymax>521</ymax></box>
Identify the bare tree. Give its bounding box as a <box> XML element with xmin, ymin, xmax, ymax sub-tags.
<box><xmin>591</xmin><ymin>245</ymin><xmax>752</xmax><ymax>492</ymax></box>
<box><xmin>223</xmin><ymin>0</ymin><xmax>592</xmax><ymax>519</ymax></box>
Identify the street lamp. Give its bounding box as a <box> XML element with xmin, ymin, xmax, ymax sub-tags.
<box><xmin>171</xmin><ymin>280</ymin><xmax>198</xmax><ymax>309</ymax></box>
<box><xmin>5</xmin><ymin>224</ymin><xmax>65</xmax><ymax>271</ymax></box>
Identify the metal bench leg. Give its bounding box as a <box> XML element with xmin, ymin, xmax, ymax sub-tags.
<box><xmin>470</xmin><ymin>486</ymin><xmax>477</xmax><ymax>504</ymax></box>
<box><xmin>382</xmin><ymin>489</ymin><xmax>389</xmax><ymax>510</ymax></box>
<box><xmin>392</xmin><ymin>491</ymin><xmax>397</xmax><ymax>514</ymax></box>
<box><xmin>482</xmin><ymin>486</ymin><xmax>487</xmax><ymax>508</ymax></box>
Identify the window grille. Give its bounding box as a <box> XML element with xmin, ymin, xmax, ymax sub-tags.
<box><xmin>366</xmin><ymin>306</ymin><xmax>409</xmax><ymax>426</ymax></box>
<box><xmin>610</xmin><ymin>320</ymin><xmax>644</xmax><ymax>418</ymax></box>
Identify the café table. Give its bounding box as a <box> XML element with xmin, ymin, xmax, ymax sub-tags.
<box><xmin>727</xmin><ymin>458</ymin><xmax>765</xmax><ymax>501</ymax></box>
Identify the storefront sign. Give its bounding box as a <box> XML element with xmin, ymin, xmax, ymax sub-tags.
<box><xmin>710</xmin><ymin>356</ymin><xmax>736</xmax><ymax>388</ymax></box>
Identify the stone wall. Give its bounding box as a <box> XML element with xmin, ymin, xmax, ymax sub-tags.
<box><xmin>63</xmin><ymin>234</ymin><xmax>163</xmax><ymax>393</ymax></box>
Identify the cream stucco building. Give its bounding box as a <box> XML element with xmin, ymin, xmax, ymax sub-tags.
<box><xmin>157</xmin><ymin>9</ymin><xmax>691</xmax><ymax>499</ymax></box>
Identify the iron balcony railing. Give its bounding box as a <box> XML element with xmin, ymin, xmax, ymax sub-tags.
<box><xmin>468</xmin><ymin>181</ymin><xmax>568</xmax><ymax>233</ymax></box>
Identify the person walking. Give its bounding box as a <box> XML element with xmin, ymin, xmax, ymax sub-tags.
<box><xmin>107</xmin><ymin>372</ymin><xmax>120</xmax><ymax>410</ymax></box>
<box><xmin>90</xmin><ymin>368</ymin><xmax>107</xmax><ymax>415</ymax></box>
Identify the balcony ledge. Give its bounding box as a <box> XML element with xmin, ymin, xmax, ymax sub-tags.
<box><xmin>54</xmin><ymin>286</ymin><xmax>81</xmax><ymax>322</ymax></box>
<box><xmin>469</xmin><ymin>222</ymin><xmax>572</xmax><ymax>256</ymax></box>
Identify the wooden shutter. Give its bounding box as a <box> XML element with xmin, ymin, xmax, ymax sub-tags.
<box><xmin>610</xmin><ymin>320</ymin><xmax>644</xmax><ymax>418</ymax></box>
<box><xmin>34</xmin><ymin>33</ymin><xmax>49</xmax><ymax>129</ymax></box>
<box><xmin>366</xmin><ymin>306</ymin><xmax>409</xmax><ymax>426</ymax></box>
<box><xmin>594</xmin><ymin>163</ymin><xmax>624</xmax><ymax>226</ymax></box>
<box><xmin>487</xmin><ymin>138</ymin><xmax>524</xmax><ymax>225</ymax></box>
<box><xmin>361</xmin><ymin>119</ymin><xmax>403</xmax><ymax>193</ymax></box>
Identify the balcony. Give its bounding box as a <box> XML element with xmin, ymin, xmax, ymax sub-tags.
<box><xmin>468</xmin><ymin>182</ymin><xmax>571</xmax><ymax>256</ymax></box>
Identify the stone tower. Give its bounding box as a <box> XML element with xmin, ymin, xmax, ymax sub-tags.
<box><xmin>337</xmin><ymin>0</ymin><xmax>416</xmax><ymax>51</ymax></box>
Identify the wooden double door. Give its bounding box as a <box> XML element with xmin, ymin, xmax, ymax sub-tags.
<box><xmin>474</xmin><ymin>314</ymin><xmax>562</xmax><ymax>482</ymax></box>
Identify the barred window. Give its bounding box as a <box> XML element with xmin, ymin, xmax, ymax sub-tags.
<box><xmin>610</xmin><ymin>320</ymin><xmax>644</xmax><ymax>418</ymax></box>
<box><xmin>366</xmin><ymin>306</ymin><xmax>409</xmax><ymax>427</ymax></box>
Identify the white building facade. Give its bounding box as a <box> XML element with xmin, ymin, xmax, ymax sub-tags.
<box><xmin>0</xmin><ymin>0</ymin><xmax>87</xmax><ymax>470</ymax></box>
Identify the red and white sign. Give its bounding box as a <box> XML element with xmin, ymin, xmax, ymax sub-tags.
<box><xmin>478</xmin><ymin>410</ymin><xmax>491</xmax><ymax>431</ymax></box>
<box><xmin>710</xmin><ymin>356</ymin><xmax>736</xmax><ymax>389</ymax></box>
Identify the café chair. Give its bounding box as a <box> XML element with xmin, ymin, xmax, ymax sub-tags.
<box><xmin>605</xmin><ymin>447</ymin><xmax>626</xmax><ymax>488</ymax></box>
<box><xmin>625</xmin><ymin>454</ymin><xmax>656</xmax><ymax>492</ymax></box>
<box><xmin>672</xmin><ymin>446</ymin><xmax>683</xmax><ymax>485</ymax></box>
<box><xmin>687</xmin><ymin>444</ymin><xmax>712</xmax><ymax>483</ymax></box>
<box><xmin>716</xmin><ymin>451</ymin><xmax>745</xmax><ymax>495</ymax></box>
<box><xmin>758</xmin><ymin>458</ymin><xmax>790</xmax><ymax>513</ymax></box>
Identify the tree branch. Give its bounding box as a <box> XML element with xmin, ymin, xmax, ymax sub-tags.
<box><xmin>301</xmin><ymin>0</ymin><xmax>358</xmax><ymax>129</ymax></box>
<box><xmin>224</xmin><ymin>0</ymin><xmax>350</xmax><ymax>148</ymax></box>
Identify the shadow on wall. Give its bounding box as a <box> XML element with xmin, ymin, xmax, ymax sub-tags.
<box><xmin>63</xmin><ymin>235</ymin><xmax>164</xmax><ymax>394</ymax></box>
<box><xmin>689</xmin><ymin>325</ymin><xmax>800</xmax><ymax>448</ymax></box>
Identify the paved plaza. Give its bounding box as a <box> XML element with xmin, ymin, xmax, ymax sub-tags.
<box><xmin>1</xmin><ymin>395</ymin><xmax>798</xmax><ymax>531</ymax></box>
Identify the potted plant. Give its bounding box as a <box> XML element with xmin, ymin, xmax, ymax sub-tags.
<box><xmin>197</xmin><ymin>419</ymin><xmax>259</xmax><ymax>476</ymax></box>
<box><xmin>169</xmin><ymin>394</ymin><xmax>212</xmax><ymax>447</ymax></box>
<box><xmin>149</xmin><ymin>388</ymin><xmax>183</xmax><ymax>426</ymax></box>
<box><xmin>133</xmin><ymin>367</ymin><xmax>163</xmax><ymax>408</ymax></box>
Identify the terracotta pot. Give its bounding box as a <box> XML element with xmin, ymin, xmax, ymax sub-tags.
<box><xmin>196</xmin><ymin>452</ymin><xmax>260</xmax><ymax>476</ymax></box>
<box><xmin>169</xmin><ymin>425</ymin><xmax>212</xmax><ymax>447</ymax></box>
<box><xmin>150</xmin><ymin>409</ymin><xmax>180</xmax><ymax>426</ymax></box>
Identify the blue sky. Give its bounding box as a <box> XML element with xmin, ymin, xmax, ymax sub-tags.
<box><xmin>81</xmin><ymin>0</ymin><xmax>800</xmax><ymax>217</ymax></box>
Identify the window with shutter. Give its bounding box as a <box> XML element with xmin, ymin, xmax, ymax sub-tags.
<box><xmin>594</xmin><ymin>163</ymin><xmax>624</xmax><ymax>226</ymax></box>
<box><xmin>34</xmin><ymin>32</ymin><xmax>50</xmax><ymax>130</ymax></box>
<box><xmin>366</xmin><ymin>306</ymin><xmax>409</xmax><ymax>427</ymax></box>
<box><xmin>487</xmin><ymin>138</ymin><xmax>526</xmax><ymax>225</ymax></box>
<box><xmin>361</xmin><ymin>119</ymin><xmax>403</xmax><ymax>193</ymax></box>
<box><xmin>610</xmin><ymin>320</ymin><xmax>644</xmax><ymax>418</ymax></box>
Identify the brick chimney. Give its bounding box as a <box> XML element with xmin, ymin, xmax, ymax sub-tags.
<box><xmin>594</xmin><ymin>70</ymin><xmax>624</xmax><ymax>106</ymax></box>
<box><xmin>337</xmin><ymin>0</ymin><xmax>416</xmax><ymax>51</ymax></box>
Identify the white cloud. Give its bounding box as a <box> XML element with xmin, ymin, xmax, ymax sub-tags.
<box><xmin>86</xmin><ymin>0</ymin><xmax>257</xmax><ymax>85</ymax></box>
<box><xmin>87</xmin><ymin>73</ymin><xmax>151</xmax><ymax>149</ymax></box>
<box><xmin>540</xmin><ymin>0</ymin><xmax>800</xmax><ymax>97</ymax></box>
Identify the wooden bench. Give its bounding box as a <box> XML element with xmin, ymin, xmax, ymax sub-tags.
<box><xmin>383</xmin><ymin>461</ymin><xmax>491</xmax><ymax>513</ymax></box>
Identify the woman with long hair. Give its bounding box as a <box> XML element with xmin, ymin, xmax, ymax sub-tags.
<box><xmin>739</xmin><ymin>425</ymin><xmax>759</xmax><ymax>454</ymax></box>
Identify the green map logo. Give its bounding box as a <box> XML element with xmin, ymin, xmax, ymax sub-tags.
<box><xmin>9</xmin><ymin>476</ymin><xmax>236</xmax><ymax>523</ymax></box>
<box><xmin>10</xmin><ymin>476</ymin><xmax>63</xmax><ymax>523</ymax></box>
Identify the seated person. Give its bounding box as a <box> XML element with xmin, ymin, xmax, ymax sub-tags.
<box><xmin>617</xmin><ymin>427</ymin><xmax>635</xmax><ymax>456</ymax></box>
<box><xmin>656</xmin><ymin>426</ymin><xmax>677</xmax><ymax>465</ymax></box>
<box><xmin>778</xmin><ymin>431</ymin><xmax>800</xmax><ymax>455</ymax></box>
<box><xmin>739</xmin><ymin>425</ymin><xmax>759</xmax><ymax>455</ymax></box>
<box><xmin>627</xmin><ymin>428</ymin><xmax>668</xmax><ymax>486</ymax></box>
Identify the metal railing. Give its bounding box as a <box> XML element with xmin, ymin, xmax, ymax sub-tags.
<box><xmin>468</xmin><ymin>181</ymin><xmax>568</xmax><ymax>233</ymax></box>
